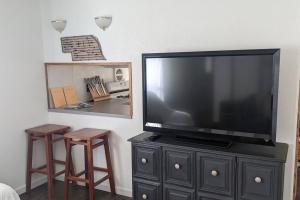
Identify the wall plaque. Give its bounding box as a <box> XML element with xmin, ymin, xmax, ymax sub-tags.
<box><xmin>61</xmin><ymin>35</ymin><xmax>105</xmax><ymax>61</ymax></box>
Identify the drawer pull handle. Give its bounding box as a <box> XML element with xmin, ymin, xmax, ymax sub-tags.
<box><xmin>255</xmin><ymin>177</ymin><xmax>262</xmax><ymax>183</ymax></box>
<box><xmin>141</xmin><ymin>158</ymin><xmax>148</xmax><ymax>164</ymax></box>
<box><xmin>211</xmin><ymin>170</ymin><xmax>219</xmax><ymax>177</ymax></box>
<box><xmin>142</xmin><ymin>194</ymin><xmax>148</xmax><ymax>199</ymax></box>
<box><xmin>174</xmin><ymin>163</ymin><xmax>181</xmax><ymax>170</ymax></box>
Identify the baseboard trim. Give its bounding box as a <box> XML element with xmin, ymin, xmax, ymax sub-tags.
<box><xmin>55</xmin><ymin>176</ymin><xmax>132</xmax><ymax>197</ymax></box>
<box><xmin>95</xmin><ymin>183</ymin><xmax>132</xmax><ymax>197</ymax></box>
<box><xmin>15</xmin><ymin>177</ymin><xmax>47</xmax><ymax>195</ymax></box>
<box><xmin>15</xmin><ymin>176</ymin><xmax>132</xmax><ymax>197</ymax></box>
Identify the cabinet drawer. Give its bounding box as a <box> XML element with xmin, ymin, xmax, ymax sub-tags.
<box><xmin>133</xmin><ymin>179</ymin><xmax>162</xmax><ymax>200</ymax></box>
<box><xmin>196</xmin><ymin>152</ymin><xmax>235</xmax><ymax>198</ymax></box>
<box><xmin>197</xmin><ymin>194</ymin><xmax>222</xmax><ymax>200</ymax></box>
<box><xmin>238</xmin><ymin>158</ymin><xmax>282</xmax><ymax>200</ymax></box>
<box><xmin>164</xmin><ymin>184</ymin><xmax>195</xmax><ymax>200</ymax></box>
<box><xmin>133</xmin><ymin>144</ymin><xmax>161</xmax><ymax>181</ymax></box>
<box><xmin>197</xmin><ymin>192</ymin><xmax>233</xmax><ymax>200</ymax></box>
<box><xmin>163</xmin><ymin>147</ymin><xmax>195</xmax><ymax>188</ymax></box>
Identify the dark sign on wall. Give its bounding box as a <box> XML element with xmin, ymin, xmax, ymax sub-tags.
<box><xmin>61</xmin><ymin>35</ymin><xmax>105</xmax><ymax>61</ymax></box>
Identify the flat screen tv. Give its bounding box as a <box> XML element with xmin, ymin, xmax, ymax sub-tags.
<box><xmin>142</xmin><ymin>49</ymin><xmax>280</xmax><ymax>145</ymax></box>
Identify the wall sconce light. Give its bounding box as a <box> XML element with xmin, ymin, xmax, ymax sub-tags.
<box><xmin>95</xmin><ymin>16</ymin><xmax>112</xmax><ymax>31</ymax></box>
<box><xmin>51</xmin><ymin>19</ymin><xmax>67</xmax><ymax>33</ymax></box>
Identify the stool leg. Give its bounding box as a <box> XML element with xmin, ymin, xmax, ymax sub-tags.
<box><xmin>64</xmin><ymin>139</ymin><xmax>76</xmax><ymax>184</ymax></box>
<box><xmin>104</xmin><ymin>136</ymin><xmax>116</xmax><ymax>194</ymax></box>
<box><xmin>49</xmin><ymin>135</ymin><xmax>55</xmax><ymax>181</ymax></box>
<box><xmin>26</xmin><ymin>134</ymin><xmax>33</xmax><ymax>193</ymax></box>
<box><xmin>84</xmin><ymin>145</ymin><xmax>89</xmax><ymax>188</ymax></box>
<box><xmin>45</xmin><ymin>135</ymin><xmax>54</xmax><ymax>200</ymax></box>
<box><xmin>87</xmin><ymin>140</ymin><xmax>94</xmax><ymax>200</ymax></box>
<box><xmin>64</xmin><ymin>139</ymin><xmax>71</xmax><ymax>200</ymax></box>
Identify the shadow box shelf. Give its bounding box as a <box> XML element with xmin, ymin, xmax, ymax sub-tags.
<box><xmin>45</xmin><ymin>62</ymin><xmax>133</xmax><ymax>119</ymax></box>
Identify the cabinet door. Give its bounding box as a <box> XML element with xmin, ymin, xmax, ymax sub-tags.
<box><xmin>197</xmin><ymin>192</ymin><xmax>233</xmax><ymax>200</ymax></box>
<box><xmin>164</xmin><ymin>184</ymin><xmax>195</xmax><ymax>200</ymax></box>
<box><xmin>164</xmin><ymin>147</ymin><xmax>195</xmax><ymax>188</ymax></box>
<box><xmin>197</xmin><ymin>152</ymin><xmax>235</xmax><ymax>198</ymax></box>
<box><xmin>133</xmin><ymin>144</ymin><xmax>161</xmax><ymax>181</ymax></box>
<box><xmin>133</xmin><ymin>179</ymin><xmax>162</xmax><ymax>200</ymax></box>
<box><xmin>238</xmin><ymin>158</ymin><xmax>283</xmax><ymax>200</ymax></box>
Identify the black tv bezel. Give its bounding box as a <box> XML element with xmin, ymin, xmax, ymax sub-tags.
<box><xmin>142</xmin><ymin>49</ymin><xmax>280</xmax><ymax>146</ymax></box>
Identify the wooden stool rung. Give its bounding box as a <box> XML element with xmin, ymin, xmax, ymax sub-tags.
<box><xmin>94</xmin><ymin>167</ymin><xmax>108</xmax><ymax>172</ymax></box>
<box><xmin>75</xmin><ymin>167</ymin><xmax>108</xmax><ymax>178</ymax></box>
<box><xmin>35</xmin><ymin>164</ymin><xmax>47</xmax><ymax>170</ymax></box>
<box><xmin>53</xmin><ymin>159</ymin><xmax>65</xmax><ymax>165</ymax></box>
<box><xmin>54</xmin><ymin>170</ymin><xmax>66</xmax><ymax>177</ymax></box>
<box><xmin>67</xmin><ymin>176</ymin><xmax>89</xmax><ymax>183</ymax></box>
<box><xmin>92</xmin><ymin>141</ymin><xmax>105</xmax><ymax>149</ymax></box>
<box><xmin>70</xmin><ymin>140</ymin><xmax>87</xmax><ymax>145</ymax></box>
<box><xmin>75</xmin><ymin>170</ymin><xmax>86</xmax><ymax>177</ymax></box>
<box><xmin>94</xmin><ymin>175</ymin><xmax>109</xmax><ymax>187</ymax></box>
<box><xmin>30</xmin><ymin>167</ymin><xmax>47</xmax><ymax>174</ymax></box>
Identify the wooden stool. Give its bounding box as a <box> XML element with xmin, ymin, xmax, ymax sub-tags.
<box><xmin>64</xmin><ymin>128</ymin><xmax>116</xmax><ymax>200</ymax></box>
<box><xmin>25</xmin><ymin>124</ymin><xmax>76</xmax><ymax>200</ymax></box>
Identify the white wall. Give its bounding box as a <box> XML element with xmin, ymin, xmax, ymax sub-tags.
<box><xmin>0</xmin><ymin>0</ymin><xmax>48</xmax><ymax>194</ymax></box>
<box><xmin>40</xmin><ymin>0</ymin><xmax>300</xmax><ymax>199</ymax></box>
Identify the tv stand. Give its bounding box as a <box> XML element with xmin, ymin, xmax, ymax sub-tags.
<box><xmin>128</xmin><ymin>132</ymin><xmax>288</xmax><ymax>200</ymax></box>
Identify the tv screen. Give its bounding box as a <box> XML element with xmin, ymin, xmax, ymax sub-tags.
<box><xmin>142</xmin><ymin>49</ymin><xmax>280</xmax><ymax>145</ymax></box>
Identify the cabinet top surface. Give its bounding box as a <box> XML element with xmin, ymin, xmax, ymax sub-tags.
<box><xmin>128</xmin><ymin>132</ymin><xmax>288</xmax><ymax>163</ymax></box>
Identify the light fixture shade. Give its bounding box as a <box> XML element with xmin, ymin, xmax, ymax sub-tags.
<box><xmin>95</xmin><ymin>16</ymin><xmax>112</xmax><ymax>31</ymax></box>
<box><xmin>51</xmin><ymin>20</ymin><xmax>67</xmax><ymax>33</ymax></box>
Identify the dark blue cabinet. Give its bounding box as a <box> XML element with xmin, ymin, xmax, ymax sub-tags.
<box><xmin>164</xmin><ymin>148</ymin><xmax>195</xmax><ymax>188</ymax></box>
<box><xmin>197</xmin><ymin>153</ymin><xmax>235</xmax><ymax>199</ymax></box>
<box><xmin>130</xmin><ymin>132</ymin><xmax>288</xmax><ymax>200</ymax></box>
<box><xmin>133</xmin><ymin>144</ymin><xmax>161</xmax><ymax>181</ymax></box>
<box><xmin>238</xmin><ymin>158</ymin><xmax>283</xmax><ymax>200</ymax></box>
<box><xmin>133</xmin><ymin>179</ymin><xmax>162</xmax><ymax>200</ymax></box>
<box><xmin>164</xmin><ymin>184</ymin><xmax>195</xmax><ymax>200</ymax></box>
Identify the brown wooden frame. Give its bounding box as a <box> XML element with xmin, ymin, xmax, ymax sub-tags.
<box><xmin>44</xmin><ymin>62</ymin><xmax>133</xmax><ymax>117</ymax></box>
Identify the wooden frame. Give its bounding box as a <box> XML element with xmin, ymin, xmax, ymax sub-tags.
<box><xmin>44</xmin><ymin>62</ymin><xmax>133</xmax><ymax>117</ymax></box>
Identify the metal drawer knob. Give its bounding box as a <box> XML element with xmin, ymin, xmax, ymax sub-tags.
<box><xmin>174</xmin><ymin>163</ymin><xmax>181</xmax><ymax>170</ymax></box>
<box><xmin>211</xmin><ymin>170</ymin><xmax>219</xmax><ymax>177</ymax></box>
<box><xmin>255</xmin><ymin>177</ymin><xmax>262</xmax><ymax>183</ymax></box>
<box><xmin>141</xmin><ymin>158</ymin><xmax>148</xmax><ymax>164</ymax></box>
<box><xmin>142</xmin><ymin>194</ymin><xmax>148</xmax><ymax>199</ymax></box>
